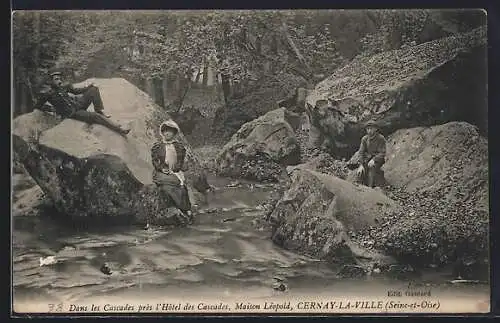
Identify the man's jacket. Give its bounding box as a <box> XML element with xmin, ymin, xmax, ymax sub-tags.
<box><xmin>33</xmin><ymin>83</ymin><xmax>91</xmax><ymax>117</ymax></box>
<box><xmin>358</xmin><ymin>133</ymin><xmax>386</xmax><ymax>165</ymax></box>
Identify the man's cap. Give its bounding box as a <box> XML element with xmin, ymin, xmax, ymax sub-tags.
<box><xmin>315</xmin><ymin>99</ymin><xmax>329</xmax><ymax>108</ymax></box>
<box><xmin>365</xmin><ymin>120</ymin><xmax>380</xmax><ymax>129</ymax></box>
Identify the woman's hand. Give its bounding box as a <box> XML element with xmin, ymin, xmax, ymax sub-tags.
<box><xmin>356</xmin><ymin>165</ymin><xmax>365</xmax><ymax>176</ymax></box>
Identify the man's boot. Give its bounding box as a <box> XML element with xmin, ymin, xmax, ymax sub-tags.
<box><xmin>97</xmin><ymin>114</ymin><xmax>130</xmax><ymax>136</ymax></box>
<box><xmin>96</xmin><ymin>110</ymin><xmax>111</xmax><ymax>118</ymax></box>
<box><xmin>114</xmin><ymin>123</ymin><xmax>130</xmax><ymax>136</ymax></box>
<box><xmin>106</xmin><ymin>123</ymin><xmax>129</xmax><ymax>136</ymax></box>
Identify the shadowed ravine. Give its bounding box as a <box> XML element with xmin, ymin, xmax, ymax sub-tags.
<box><xmin>13</xmin><ymin>176</ymin><xmax>488</xmax><ymax>305</ymax></box>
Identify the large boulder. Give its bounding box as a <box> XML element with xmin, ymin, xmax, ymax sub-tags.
<box><xmin>216</xmin><ymin>108</ymin><xmax>302</xmax><ymax>182</ymax></box>
<box><xmin>12</xmin><ymin>172</ymin><xmax>51</xmax><ymax>217</ymax></box>
<box><xmin>354</xmin><ymin>122</ymin><xmax>489</xmax><ymax>271</ymax></box>
<box><xmin>288</xmin><ymin>153</ymin><xmax>349</xmax><ymax>180</ymax></box>
<box><xmin>383</xmin><ymin>121</ymin><xmax>488</xmax><ymax>211</ymax></box>
<box><xmin>12</xmin><ymin>147</ymin><xmax>53</xmax><ymax>217</ymax></box>
<box><xmin>12</xmin><ymin>172</ymin><xmax>38</xmax><ymax>194</ymax></box>
<box><xmin>211</xmin><ymin>72</ymin><xmax>308</xmax><ymax>143</ymax></box>
<box><xmin>305</xmin><ymin>27</ymin><xmax>487</xmax><ymax>158</ymax></box>
<box><xmin>11</xmin><ymin>109</ymin><xmax>60</xmax><ymax>142</ymax></box>
<box><xmin>269</xmin><ymin>167</ymin><xmax>399</xmax><ymax>269</ymax></box>
<box><xmin>12</xmin><ymin>78</ymin><xmax>208</xmax><ymax>225</ymax></box>
<box><xmin>271</xmin><ymin>121</ymin><xmax>489</xmax><ymax>271</ymax></box>
<box><xmin>12</xmin><ymin>185</ymin><xmax>50</xmax><ymax>217</ymax></box>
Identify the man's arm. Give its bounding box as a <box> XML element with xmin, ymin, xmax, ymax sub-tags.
<box><xmin>373</xmin><ymin>136</ymin><xmax>386</xmax><ymax>164</ymax></box>
<box><xmin>358</xmin><ymin>136</ymin><xmax>368</xmax><ymax>164</ymax></box>
<box><xmin>32</xmin><ymin>90</ymin><xmax>51</xmax><ymax>112</ymax></box>
<box><xmin>67</xmin><ymin>83</ymin><xmax>91</xmax><ymax>95</ymax></box>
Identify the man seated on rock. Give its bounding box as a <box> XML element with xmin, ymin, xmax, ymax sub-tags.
<box><xmin>151</xmin><ymin>120</ymin><xmax>193</xmax><ymax>224</ymax></box>
<box><xmin>355</xmin><ymin>120</ymin><xmax>387</xmax><ymax>188</ymax></box>
<box><xmin>33</xmin><ymin>69</ymin><xmax>130</xmax><ymax>136</ymax></box>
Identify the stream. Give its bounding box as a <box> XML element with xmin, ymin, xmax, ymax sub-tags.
<box><xmin>12</xmin><ymin>176</ymin><xmax>489</xmax><ymax>313</ymax></box>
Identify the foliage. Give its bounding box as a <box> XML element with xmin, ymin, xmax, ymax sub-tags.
<box><xmin>13</xmin><ymin>10</ymin><xmax>486</xmax><ymax>114</ymax></box>
<box><xmin>211</xmin><ymin>71</ymin><xmax>308</xmax><ymax>142</ymax></box>
<box><xmin>193</xmin><ymin>145</ymin><xmax>220</xmax><ymax>174</ymax></box>
<box><xmin>289</xmin><ymin>23</ymin><xmax>347</xmax><ymax>76</ymax></box>
<box><xmin>14</xmin><ymin>11</ymin><xmax>348</xmax><ymax>86</ymax></box>
<box><xmin>13</xmin><ymin>12</ymin><xmax>68</xmax><ymax>90</ymax></box>
<box><xmin>357</xmin><ymin>10</ymin><xmax>430</xmax><ymax>56</ymax></box>
<box><xmin>357</xmin><ymin>9</ymin><xmax>485</xmax><ymax>57</ymax></box>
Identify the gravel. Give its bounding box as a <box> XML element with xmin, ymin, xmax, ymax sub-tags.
<box><xmin>353</xmin><ymin>184</ymin><xmax>488</xmax><ymax>267</ymax></box>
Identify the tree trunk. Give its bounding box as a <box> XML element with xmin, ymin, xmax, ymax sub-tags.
<box><xmin>26</xmin><ymin>76</ymin><xmax>35</xmax><ymax>110</ymax></box>
<box><xmin>33</xmin><ymin>12</ymin><xmax>40</xmax><ymax>70</ymax></box>
<box><xmin>145</xmin><ymin>78</ymin><xmax>155</xmax><ymax>103</ymax></box>
<box><xmin>19</xmin><ymin>83</ymin><xmax>29</xmax><ymax>115</ymax></box>
<box><xmin>281</xmin><ymin>21</ymin><xmax>311</xmax><ymax>75</ymax></box>
<box><xmin>175</xmin><ymin>74</ymin><xmax>181</xmax><ymax>94</ymax></box>
<box><xmin>232</xmin><ymin>81</ymin><xmax>240</xmax><ymax>97</ymax></box>
<box><xmin>174</xmin><ymin>77</ymin><xmax>192</xmax><ymax>114</ymax></box>
<box><xmin>256</xmin><ymin>35</ymin><xmax>262</xmax><ymax>54</ymax></box>
<box><xmin>153</xmin><ymin>77</ymin><xmax>163</xmax><ymax>107</ymax></box>
<box><xmin>131</xmin><ymin>34</ymin><xmax>139</xmax><ymax>60</ymax></box>
<box><xmin>221</xmin><ymin>73</ymin><xmax>231</xmax><ymax>103</ymax></box>
<box><xmin>19</xmin><ymin>67</ymin><xmax>35</xmax><ymax>112</ymax></box>
<box><xmin>162</xmin><ymin>71</ymin><xmax>169</xmax><ymax>107</ymax></box>
<box><xmin>271</xmin><ymin>32</ymin><xmax>279</xmax><ymax>55</ymax></box>
<box><xmin>13</xmin><ymin>83</ymin><xmax>21</xmax><ymax>116</ymax></box>
<box><xmin>202</xmin><ymin>59</ymin><xmax>209</xmax><ymax>86</ymax></box>
<box><xmin>194</xmin><ymin>68</ymin><xmax>201</xmax><ymax>83</ymax></box>
<box><xmin>270</xmin><ymin>32</ymin><xmax>281</xmax><ymax>74</ymax></box>
<box><xmin>30</xmin><ymin>12</ymin><xmax>41</xmax><ymax>108</ymax></box>
<box><xmin>217</xmin><ymin>27</ymin><xmax>231</xmax><ymax>103</ymax></box>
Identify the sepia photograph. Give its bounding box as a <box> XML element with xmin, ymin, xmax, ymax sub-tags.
<box><xmin>11</xmin><ymin>9</ymin><xmax>489</xmax><ymax>315</ymax></box>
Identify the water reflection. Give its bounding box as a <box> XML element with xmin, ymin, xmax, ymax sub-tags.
<box><xmin>12</xmin><ymin>179</ymin><xmax>488</xmax><ymax>305</ymax></box>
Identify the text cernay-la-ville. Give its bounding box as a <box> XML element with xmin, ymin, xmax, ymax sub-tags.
<box><xmin>235</xmin><ymin>301</ymin><xmax>384</xmax><ymax>310</ymax></box>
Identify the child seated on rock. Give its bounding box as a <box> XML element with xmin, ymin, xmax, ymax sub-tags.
<box><xmin>151</xmin><ymin>120</ymin><xmax>193</xmax><ymax>223</ymax></box>
<box><xmin>352</xmin><ymin>120</ymin><xmax>387</xmax><ymax>188</ymax></box>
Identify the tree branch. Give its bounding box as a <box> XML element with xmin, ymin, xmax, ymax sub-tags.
<box><xmin>280</xmin><ymin>21</ymin><xmax>312</xmax><ymax>76</ymax></box>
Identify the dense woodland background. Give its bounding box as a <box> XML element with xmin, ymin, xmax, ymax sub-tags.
<box><xmin>13</xmin><ymin>10</ymin><xmax>486</xmax><ymax>142</ymax></box>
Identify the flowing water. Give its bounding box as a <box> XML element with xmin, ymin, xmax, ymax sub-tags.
<box><xmin>12</xmin><ymin>176</ymin><xmax>489</xmax><ymax>312</ymax></box>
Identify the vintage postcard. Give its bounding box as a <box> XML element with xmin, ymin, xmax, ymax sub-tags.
<box><xmin>11</xmin><ymin>9</ymin><xmax>490</xmax><ymax>315</ymax></box>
